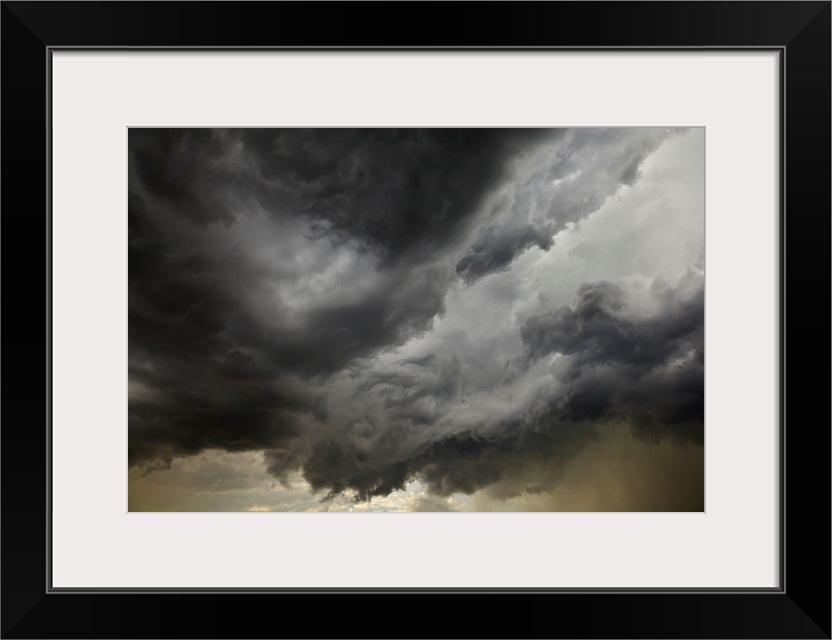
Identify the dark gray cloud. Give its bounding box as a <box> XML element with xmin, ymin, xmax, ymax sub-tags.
<box><xmin>130</xmin><ymin>128</ymin><xmax>561</xmax><ymax>258</ymax></box>
<box><xmin>521</xmin><ymin>269</ymin><xmax>704</xmax><ymax>444</ymax></box>
<box><xmin>240</xmin><ymin>128</ymin><xmax>566</xmax><ymax>259</ymax></box>
<box><xmin>128</xmin><ymin>128</ymin><xmax>702</xmax><ymax>509</ymax></box>
<box><xmin>129</xmin><ymin>129</ymin><xmax>240</xmax><ymax>227</ymax></box>
<box><xmin>291</xmin><ymin>411</ymin><xmax>591</xmax><ymax>503</ymax></box>
<box><xmin>456</xmin><ymin>224</ymin><xmax>555</xmax><ymax>283</ymax></box>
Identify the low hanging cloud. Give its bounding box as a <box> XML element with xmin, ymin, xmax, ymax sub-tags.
<box><xmin>128</xmin><ymin>127</ymin><xmax>703</xmax><ymax>510</ymax></box>
<box><xmin>259</xmin><ymin>269</ymin><xmax>705</xmax><ymax>503</ymax></box>
<box><xmin>521</xmin><ymin>268</ymin><xmax>705</xmax><ymax>444</ymax></box>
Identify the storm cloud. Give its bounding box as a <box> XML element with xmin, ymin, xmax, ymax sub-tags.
<box><xmin>128</xmin><ymin>127</ymin><xmax>704</xmax><ymax>511</ymax></box>
<box><xmin>456</xmin><ymin>224</ymin><xmax>555</xmax><ymax>283</ymax></box>
<box><xmin>521</xmin><ymin>269</ymin><xmax>704</xmax><ymax>444</ymax></box>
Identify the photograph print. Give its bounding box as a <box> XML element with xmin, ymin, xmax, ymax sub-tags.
<box><xmin>128</xmin><ymin>127</ymin><xmax>704</xmax><ymax>512</ymax></box>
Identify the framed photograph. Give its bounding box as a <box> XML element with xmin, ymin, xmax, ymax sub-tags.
<box><xmin>2</xmin><ymin>2</ymin><xmax>829</xmax><ymax>638</ymax></box>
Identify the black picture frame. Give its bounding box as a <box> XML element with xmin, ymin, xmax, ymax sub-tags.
<box><xmin>2</xmin><ymin>2</ymin><xmax>829</xmax><ymax>638</ymax></box>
